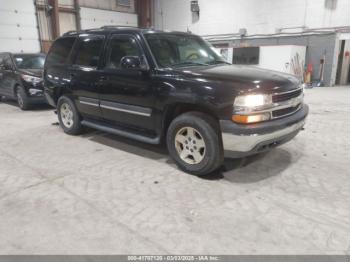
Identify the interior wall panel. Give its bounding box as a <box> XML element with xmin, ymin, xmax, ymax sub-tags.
<box><xmin>59</xmin><ymin>12</ymin><xmax>77</xmax><ymax>35</ymax></box>
<box><xmin>80</xmin><ymin>7</ymin><xmax>137</xmax><ymax>29</ymax></box>
<box><xmin>154</xmin><ymin>0</ymin><xmax>350</xmax><ymax>36</ymax></box>
<box><xmin>0</xmin><ymin>0</ymin><xmax>40</xmax><ymax>52</ymax></box>
<box><xmin>79</xmin><ymin>0</ymin><xmax>135</xmax><ymax>13</ymax></box>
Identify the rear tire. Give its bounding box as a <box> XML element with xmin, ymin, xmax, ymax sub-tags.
<box><xmin>16</xmin><ymin>86</ymin><xmax>31</xmax><ymax>110</ymax></box>
<box><xmin>167</xmin><ymin>112</ymin><xmax>224</xmax><ymax>176</ymax></box>
<box><xmin>57</xmin><ymin>96</ymin><xmax>83</xmax><ymax>135</ymax></box>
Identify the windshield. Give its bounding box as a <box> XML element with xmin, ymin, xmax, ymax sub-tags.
<box><xmin>13</xmin><ymin>54</ymin><xmax>46</xmax><ymax>69</ymax></box>
<box><xmin>144</xmin><ymin>33</ymin><xmax>226</xmax><ymax>68</ymax></box>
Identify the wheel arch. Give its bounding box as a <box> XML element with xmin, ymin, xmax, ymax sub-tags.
<box><xmin>162</xmin><ymin>102</ymin><xmax>220</xmax><ymax>139</ymax></box>
<box><xmin>12</xmin><ymin>83</ymin><xmax>22</xmax><ymax>98</ymax></box>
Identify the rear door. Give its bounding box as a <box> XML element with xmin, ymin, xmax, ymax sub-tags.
<box><xmin>69</xmin><ymin>34</ymin><xmax>106</xmax><ymax>120</ymax></box>
<box><xmin>44</xmin><ymin>36</ymin><xmax>77</xmax><ymax>106</ymax></box>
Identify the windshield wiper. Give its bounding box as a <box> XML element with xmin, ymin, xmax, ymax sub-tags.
<box><xmin>171</xmin><ymin>61</ymin><xmax>209</xmax><ymax>67</ymax></box>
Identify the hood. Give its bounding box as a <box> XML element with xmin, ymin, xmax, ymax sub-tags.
<box><xmin>172</xmin><ymin>64</ymin><xmax>300</xmax><ymax>95</ymax></box>
<box><xmin>18</xmin><ymin>69</ymin><xmax>43</xmax><ymax>78</ymax></box>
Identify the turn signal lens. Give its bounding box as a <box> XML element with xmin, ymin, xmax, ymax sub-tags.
<box><xmin>232</xmin><ymin>113</ymin><xmax>270</xmax><ymax>124</ymax></box>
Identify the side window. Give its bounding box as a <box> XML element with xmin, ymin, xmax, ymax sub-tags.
<box><xmin>105</xmin><ymin>35</ymin><xmax>142</xmax><ymax>69</ymax></box>
<box><xmin>0</xmin><ymin>54</ymin><xmax>4</xmax><ymax>70</ymax></box>
<box><xmin>46</xmin><ymin>37</ymin><xmax>76</xmax><ymax>67</ymax></box>
<box><xmin>4</xmin><ymin>57</ymin><xmax>13</xmax><ymax>70</ymax></box>
<box><xmin>73</xmin><ymin>36</ymin><xmax>104</xmax><ymax>68</ymax></box>
<box><xmin>0</xmin><ymin>54</ymin><xmax>13</xmax><ymax>70</ymax></box>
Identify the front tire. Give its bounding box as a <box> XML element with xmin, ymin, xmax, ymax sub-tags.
<box><xmin>16</xmin><ymin>86</ymin><xmax>30</xmax><ymax>110</ymax></box>
<box><xmin>167</xmin><ymin>112</ymin><xmax>224</xmax><ymax>176</ymax></box>
<box><xmin>57</xmin><ymin>96</ymin><xmax>83</xmax><ymax>135</ymax></box>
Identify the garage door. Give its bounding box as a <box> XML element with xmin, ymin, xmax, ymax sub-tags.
<box><xmin>0</xmin><ymin>0</ymin><xmax>40</xmax><ymax>53</ymax></box>
<box><xmin>80</xmin><ymin>7</ymin><xmax>138</xmax><ymax>29</ymax></box>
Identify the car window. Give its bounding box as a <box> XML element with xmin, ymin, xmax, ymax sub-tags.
<box><xmin>0</xmin><ymin>54</ymin><xmax>13</xmax><ymax>70</ymax></box>
<box><xmin>13</xmin><ymin>54</ymin><xmax>46</xmax><ymax>69</ymax></box>
<box><xmin>145</xmin><ymin>33</ymin><xmax>225</xmax><ymax>68</ymax></box>
<box><xmin>105</xmin><ymin>35</ymin><xmax>142</xmax><ymax>69</ymax></box>
<box><xmin>46</xmin><ymin>37</ymin><xmax>76</xmax><ymax>67</ymax></box>
<box><xmin>73</xmin><ymin>36</ymin><xmax>104</xmax><ymax>68</ymax></box>
<box><xmin>0</xmin><ymin>54</ymin><xmax>4</xmax><ymax>70</ymax></box>
<box><xmin>4</xmin><ymin>57</ymin><xmax>13</xmax><ymax>70</ymax></box>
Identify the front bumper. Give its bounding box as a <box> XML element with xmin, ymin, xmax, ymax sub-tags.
<box><xmin>22</xmin><ymin>81</ymin><xmax>45</xmax><ymax>97</ymax></box>
<box><xmin>220</xmin><ymin>104</ymin><xmax>309</xmax><ymax>157</ymax></box>
<box><xmin>27</xmin><ymin>88</ymin><xmax>47</xmax><ymax>104</ymax></box>
<box><xmin>28</xmin><ymin>88</ymin><xmax>44</xmax><ymax>97</ymax></box>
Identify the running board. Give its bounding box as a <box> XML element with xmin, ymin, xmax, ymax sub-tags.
<box><xmin>81</xmin><ymin>120</ymin><xmax>160</xmax><ymax>145</ymax></box>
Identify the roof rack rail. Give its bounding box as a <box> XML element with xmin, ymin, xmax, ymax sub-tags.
<box><xmin>63</xmin><ymin>30</ymin><xmax>79</xmax><ymax>35</ymax></box>
<box><xmin>100</xmin><ymin>25</ymin><xmax>139</xmax><ymax>29</ymax></box>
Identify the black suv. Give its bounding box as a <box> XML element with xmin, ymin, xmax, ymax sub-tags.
<box><xmin>0</xmin><ymin>52</ymin><xmax>46</xmax><ymax>110</ymax></box>
<box><xmin>44</xmin><ymin>27</ymin><xmax>308</xmax><ymax>176</ymax></box>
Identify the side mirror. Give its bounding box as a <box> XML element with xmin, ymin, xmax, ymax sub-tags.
<box><xmin>120</xmin><ymin>56</ymin><xmax>149</xmax><ymax>71</ymax></box>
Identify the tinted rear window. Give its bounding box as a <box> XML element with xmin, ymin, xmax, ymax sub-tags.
<box><xmin>46</xmin><ymin>37</ymin><xmax>76</xmax><ymax>66</ymax></box>
<box><xmin>73</xmin><ymin>36</ymin><xmax>104</xmax><ymax>68</ymax></box>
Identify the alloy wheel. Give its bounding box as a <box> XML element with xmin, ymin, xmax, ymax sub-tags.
<box><xmin>60</xmin><ymin>102</ymin><xmax>74</xmax><ymax>128</ymax></box>
<box><xmin>17</xmin><ymin>90</ymin><xmax>24</xmax><ymax>108</ymax></box>
<box><xmin>175</xmin><ymin>126</ymin><xmax>206</xmax><ymax>164</ymax></box>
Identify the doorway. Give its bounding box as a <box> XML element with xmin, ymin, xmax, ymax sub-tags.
<box><xmin>336</xmin><ymin>40</ymin><xmax>350</xmax><ymax>85</ymax></box>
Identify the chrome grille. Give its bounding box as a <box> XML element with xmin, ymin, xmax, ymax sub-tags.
<box><xmin>272</xmin><ymin>88</ymin><xmax>303</xmax><ymax>103</ymax></box>
<box><xmin>270</xmin><ymin>87</ymin><xmax>303</xmax><ymax>119</ymax></box>
<box><xmin>272</xmin><ymin>104</ymin><xmax>301</xmax><ymax>119</ymax></box>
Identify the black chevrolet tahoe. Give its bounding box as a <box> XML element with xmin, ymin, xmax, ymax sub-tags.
<box><xmin>44</xmin><ymin>26</ymin><xmax>308</xmax><ymax>176</ymax></box>
<box><xmin>0</xmin><ymin>52</ymin><xmax>46</xmax><ymax>110</ymax></box>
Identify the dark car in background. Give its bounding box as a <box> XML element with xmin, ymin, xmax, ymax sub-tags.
<box><xmin>0</xmin><ymin>52</ymin><xmax>47</xmax><ymax>110</ymax></box>
<box><xmin>44</xmin><ymin>27</ymin><xmax>308</xmax><ymax>176</ymax></box>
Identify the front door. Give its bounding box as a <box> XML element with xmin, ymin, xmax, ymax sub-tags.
<box><xmin>99</xmin><ymin>34</ymin><xmax>156</xmax><ymax>132</ymax></box>
<box><xmin>69</xmin><ymin>34</ymin><xmax>106</xmax><ymax>120</ymax></box>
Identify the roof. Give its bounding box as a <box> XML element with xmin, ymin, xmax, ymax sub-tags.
<box><xmin>12</xmin><ymin>53</ymin><xmax>46</xmax><ymax>56</ymax></box>
<box><xmin>0</xmin><ymin>52</ymin><xmax>45</xmax><ymax>56</ymax></box>
<box><xmin>62</xmin><ymin>26</ymin><xmax>192</xmax><ymax>37</ymax></box>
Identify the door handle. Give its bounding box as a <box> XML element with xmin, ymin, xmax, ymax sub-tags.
<box><xmin>97</xmin><ymin>76</ymin><xmax>108</xmax><ymax>86</ymax></box>
<box><xmin>99</xmin><ymin>76</ymin><xmax>107</xmax><ymax>81</ymax></box>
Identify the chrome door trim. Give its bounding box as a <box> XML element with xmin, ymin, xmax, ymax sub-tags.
<box><xmin>100</xmin><ymin>100</ymin><xmax>152</xmax><ymax>117</ymax></box>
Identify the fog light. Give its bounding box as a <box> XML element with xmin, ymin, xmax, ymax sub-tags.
<box><xmin>232</xmin><ymin>113</ymin><xmax>270</xmax><ymax>124</ymax></box>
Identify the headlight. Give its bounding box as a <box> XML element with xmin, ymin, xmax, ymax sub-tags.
<box><xmin>233</xmin><ymin>94</ymin><xmax>272</xmax><ymax>124</ymax></box>
<box><xmin>21</xmin><ymin>74</ymin><xmax>42</xmax><ymax>85</ymax></box>
<box><xmin>234</xmin><ymin>94</ymin><xmax>272</xmax><ymax>108</ymax></box>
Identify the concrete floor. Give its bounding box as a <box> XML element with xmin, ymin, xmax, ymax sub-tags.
<box><xmin>0</xmin><ymin>87</ymin><xmax>349</xmax><ymax>255</ymax></box>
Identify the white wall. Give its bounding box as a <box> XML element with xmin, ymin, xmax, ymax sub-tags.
<box><xmin>258</xmin><ymin>45</ymin><xmax>306</xmax><ymax>80</ymax></box>
<box><xmin>80</xmin><ymin>7</ymin><xmax>138</xmax><ymax>29</ymax></box>
<box><xmin>0</xmin><ymin>0</ymin><xmax>40</xmax><ymax>53</ymax></box>
<box><xmin>59</xmin><ymin>12</ymin><xmax>77</xmax><ymax>35</ymax></box>
<box><xmin>154</xmin><ymin>0</ymin><xmax>350</xmax><ymax>36</ymax></box>
<box><xmin>79</xmin><ymin>0</ymin><xmax>135</xmax><ymax>13</ymax></box>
